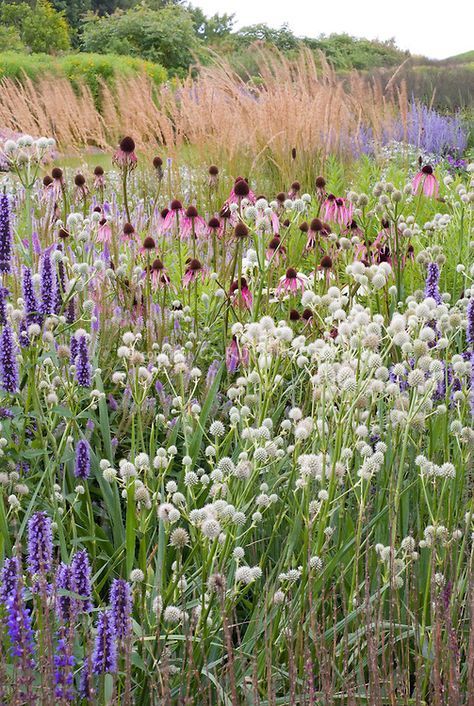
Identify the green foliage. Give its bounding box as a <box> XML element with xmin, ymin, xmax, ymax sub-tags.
<box><xmin>0</xmin><ymin>0</ymin><xmax>70</xmax><ymax>54</ymax></box>
<box><xmin>80</xmin><ymin>4</ymin><xmax>200</xmax><ymax>74</ymax></box>
<box><xmin>0</xmin><ymin>51</ymin><xmax>167</xmax><ymax>99</ymax></box>
<box><xmin>303</xmin><ymin>33</ymin><xmax>407</xmax><ymax>70</ymax></box>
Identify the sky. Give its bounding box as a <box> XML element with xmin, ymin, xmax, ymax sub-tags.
<box><xmin>195</xmin><ymin>0</ymin><xmax>473</xmax><ymax>60</ymax></box>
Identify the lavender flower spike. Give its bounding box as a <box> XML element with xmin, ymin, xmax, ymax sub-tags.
<box><xmin>92</xmin><ymin>610</ymin><xmax>117</xmax><ymax>674</ymax></box>
<box><xmin>40</xmin><ymin>251</ymin><xmax>57</xmax><ymax>316</ymax></box>
<box><xmin>0</xmin><ymin>325</ymin><xmax>19</xmax><ymax>394</ymax></box>
<box><xmin>71</xmin><ymin>549</ymin><xmax>93</xmax><ymax>612</ymax></box>
<box><xmin>22</xmin><ymin>266</ymin><xmax>42</xmax><ymax>326</ymax></box>
<box><xmin>424</xmin><ymin>262</ymin><xmax>442</xmax><ymax>304</ymax></box>
<box><xmin>6</xmin><ymin>588</ymin><xmax>35</xmax><ymax>669</ymax></box>
<box><xmin>75</xmin><ymin>335</ymin><xmax>92</xmax><ymax>388</ymax></box>
<box><xmin>0</xmin><ymin>286</ymin><xmax>9</xmax><ymax>325</ymax></box>
<box><xmin>0</xmin><ymin>192</ymin><xmax>12</xmax><ymax>274</ymax></box>
<box><xmin>0</xmin><ymin>556</ymin><xmax>19</xmax><ymax>604</ymax></box>
<box><xmin>110</xmin><ymin>578</ymin><xmax>132</xmax><ymax>640</ymax></box>
<box><xmin>74</xmin><ymin>439</ymin><xmax>91</xmax><ymax>479</ymax></box>
<box><xmin>27</xmin><ymin>511</ymin><xmax>53</xmax><ymax>577</ymax></box>
<box><xmin>467</xmin><ymin>298</ymin><xmax>474</xmax><ymax>347</ymax></box>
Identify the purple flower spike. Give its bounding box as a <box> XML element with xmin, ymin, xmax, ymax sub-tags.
<box><xmin>75</xmin><ymin>335</ymin><xmax>92</xmax><ymax>388</ymax></box>
<box><xmin>40</xmin><ymin>251</ymin><xmax>56</xmax><ymax>316</ymax></box>
<box><xmin>27</xmin><ymin>511</ymin><xmax>53</xmax><ymax>577</ymax></box>
<box><xmin>0</xmin><ymin>325</ymin><xmax>19</xmax><ymax>393</ymax></box>
<box><xmin>74</xmin><ymin>439</ymin><xmax>91</xmax><ymax>480</ymax></box>
<box><xmin>110</xmin><ymin>578</ymin><xmax>132</xmax><ymax>640</ymax></box>
<box><xmin>467</xmin><ymin>299</ymin><xmax>474</xmax><ymax>347</ymax></box>
<box><xmin>6</xmin><ymin>588</ymin><xmax>35</xmax><ymax>669</ymax></box>
<box><xmin>56</xmin><ymin>562</ymin><xmax>73</xmax><ymax>623</ymax></box>
<box><xmin>0</xmin><ymin>286</ymin><xmax>9</xmax><ymax>325</ymax></box>
<box><xmin>71</xmin><ymin>549</ymin><xmax>93</xmax><ymax>613</ymax></box>
<box><xmin>53</xmin><ymin>637</ymin><xmax>75</xmax><ymax>701</ymax></box>
<box><xmin>0</xmin><ymin>192</ymin><xmax>12</xmax><ymax>274</ymax></box>
<box><xmin>0</xmin><ymin>556</ymin><xmax>19</xmax><ymax>604</ymax></box>
<box><xmin>424</xmin><ymin>262</ymin><xmax>442</xmax><ymax>305</ymax></box>
<box><xmin>22</xmin><ymin>266</ymin><xmax>42</xmax><ymax>326</ymax></box>
<box><xmin>92</xmin><ymin>610</ymin><xmax>117</xmax><ymax>674</ymax></box>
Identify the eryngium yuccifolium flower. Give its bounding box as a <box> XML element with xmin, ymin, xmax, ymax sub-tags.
<box><xmin>92</xmin><ymin>610</ymin><xmax>117</xmax><ymax>674</ymax></box>
<box><xmin>0</xmin><ymin>325</ymin><xmax>19</xmax><ymax>394</ymax></box>
<box><xmin>71</xmin><ymin>549</ymin><xmax>93</xmax><ymax>612</ymax></box>
<box><xmin>110</xmin><ymin>578</ymin><xmax>132</xmax><ymax>640</ymax></box>
<box><xmin>74</xmin><ymin>439</ymin><xmax>91</xmax><ymax>479</ymax></box>
<box><xmin>27</xmin><ymin>511</ymin><xmax>53</xmax><ymax>576</ymax></box>
<box><xmin>209</xmin><ymin>420</ymin><xmax>225</xmax><ymax>437</ymax></box>
<box><xmin>0</xmin><ymin>193</ymin><xmax>12</xmax><ymax>274</ymax></box>
<box><xmin>130</xmin><ymin>569</ymin><xmax>144</xmax><ymax>583</ymax></box>
<box><xmin>169</xmin><ymin>527</ymin><xmax>189</xmax><ymax>548</ymax></box>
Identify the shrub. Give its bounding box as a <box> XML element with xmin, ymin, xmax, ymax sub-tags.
<box><xmin>0</xmin><ymin>51</ymin><xmax>167</xmax><ymax>101</ymax></box>
<box><xmin>80</xmin><ymin>5</ymin><xmax>200</xmax><ymax>75</ymax></box>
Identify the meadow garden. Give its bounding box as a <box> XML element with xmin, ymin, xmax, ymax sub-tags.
<box><xmin>0</xmin><ymin>2</ymin><xmax>473</xmax><ymax>704</ymax></box>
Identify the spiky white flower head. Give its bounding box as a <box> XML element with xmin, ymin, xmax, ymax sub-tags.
<box><xmin>130</xmin><ymin>569</ymin><xmax>145</xmax><ymax>583</ymax></box>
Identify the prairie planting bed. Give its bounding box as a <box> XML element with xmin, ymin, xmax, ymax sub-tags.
<box><xmin>0</xmin><ymin>134</ymin><xmax>472</xmax><ymax>704</ymax></box>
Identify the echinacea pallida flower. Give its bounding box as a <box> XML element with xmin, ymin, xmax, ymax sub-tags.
<box><xmin>276</xmin><ymin>268</ymin><xmax>307</xmax><ymax>295</ymax></box>
<box><xmin>412</xmin><ymin>165</ymin><xmax>439</xmax><ymax>197</ymax></box>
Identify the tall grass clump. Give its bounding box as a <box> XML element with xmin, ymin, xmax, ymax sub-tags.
<box><xmin>0</xmin><ymin>125</ymin><xmax>472</xmax><ymax>704</ymax></box>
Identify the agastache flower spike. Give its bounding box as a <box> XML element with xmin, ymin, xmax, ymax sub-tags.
<box><xmin>424</xmin><ymin>262</ymin><xmax>442</xmax><ymax>304</ymax></box>
<box><xmin>71</xmin><ymin>549</ymin><xmax>93</xmax><ymax>612</ymax></box>
<box><xmin>92</xmin><ymin>610</ymin><xmax>117</xmax><ymax>674</ymax></box>
<box><xmin>110</xmin><ymin>578</ymin><xmax>132</xmax><ymax>640</ymax></box>
<box><xmin>0</xmin><ymin>556</ymin><xmax>19</xmax><ymax>604</ymax></box>
<box><xmin>56</xmin><ymin>562</ymin><xmax>73</xmax><ymax>623</ymax></box>
<box><xmin>0</xmin><ymin>192</ymin><xmax>12</xmax><ymax>273</ymax></box>
<box><xmin>6</xmin><ymin>587</ymin><xmax>35</xmax><ymax>669</ymax></box>
<box><xmin>27</xmin><ymin>511</ymin><xmax>53</xmax><ymax>577</ymax></box>
<box><xmin>75</xmin><ymin>335</ymin><xmax>92</xmax><ymax>387</ymax></box>
<box><xmin>74</xmin><ymin>439</ymin><xmax>91</xmax><ymax>480</ymax></box>
<box><xmin>0</xmin><ymin>325</ymin><xmax>19</xmax><ymax>394</ymax></box>
<box><xmin>40</xmin><ymin>251</ymin><xmax>57</xmax><ymax>315</ymax></box>
<box><xmin>22</xmin><ymin>266</ymin><xmax>42</xmax><ymax>326</ymax></box>
<box><xmin>466</xmin><ymin>299</ymin><xmax>474</xmax><ymax>347</ymax></box>
<box><xmin>0</xmin><ymin>286</ymin><xmax>9</xmax><ymax>325</ymax></box>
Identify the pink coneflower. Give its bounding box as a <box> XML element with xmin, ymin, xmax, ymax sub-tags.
<box><xmin>315</xmin><ymin>176</ymin><xmax>326</xmax><ymax>202</ymax></box>
<box><xmin>47</xmin><ymin>167</ymin><xmax>64</xmax><ymax>200</ymax></box>
<box><xmin>226</xmin><ymin>335</ymin><xmax>249</xmax><ymax>373</ymax></box>
<box><xmin>159</xmin><ymin>199</ymin><xmax>186</xmax><ymax>234</ymax></box>
<box><xmin>225</xmin><ymin>177</ymin><xmax>256</xmax><ymax>206</ymax></box>
<box><xmin>288</xmin><ymin>181</ymin><xmax>300</xmax><ymax>200</ymax></box>
<box><xmin>208</xmin><ymin>165</ymin><xmax>219</xmax><ymax>189</ymax></box>
<box><xmin>266</xmin><ymin>236</ymin><xmax>286</xmax><ymax>263</ymax></box>
<box><xmin>323</xmin><ymin>195</ymin><xmax>353</xmax><ymax>225</ymax></box>
<box><xmin>113</xmin><ymin>136</ymin><xmax>137</xmax><ymax>170</ymax></box>
<box><xmin>180</xmin><ymin>205</ymin><xmax>207</xmax><ymax>240</ymax></box>
<box><xmin>150</xmin><ymin>258</ymin><xmax>171</xmax><ymax>289</ymax></box>
<box><xmin>183</xmin><ymin>259</ymin><xmax>206</xmax><ymax>287</ymax></box>
<box><xmin>93</xmin><ymin>165</ymin><xmax>105</xmax><ymax>190</ymax></box>
<box><xmin>305</xmin><ymin>218</ymin><xmax>324</xmax><ymax>251</ymax></box>
<box><xmin>207</xmin><ymin>216</ymin><xmax>223</xmax><ymax>239</ymax></box>
<box><xmin>412</xmin><ymin>164</ymin><xmax>439</xmax><ymax>197</ymax></box>
<box><xmin>276</xmin><ymin>267</ymin><xmax>307</xmax><ymax>295</ymax></box>
<box><xmin>74</xmin><ymin>173</ymin><xmax>88</xmax><ymax>202</ymax></box>
<box><xmin>141</xmin><ymin>236</ymin><xmax>156</xmax><ymax>255</ymax></box>
<box><xmin>230</xmin><ymin>278</ymin><xmax>252</xmax><ymax>310</ymax></box>
<box><xmin>97</xmin><ymin>218</ymin><xmax>112</xmax><ymax>244</ymax></box>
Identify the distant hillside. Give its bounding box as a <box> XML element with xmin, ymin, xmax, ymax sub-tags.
<box><xmin>441</xmin><ymin>50</ymin><xmax>474</xmax><ymax>64</ymax></box>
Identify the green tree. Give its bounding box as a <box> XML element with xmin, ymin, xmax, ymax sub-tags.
<box><xmin>0</xmin><ymin>0</ymin><xmax>70</xmax><ymax>54</ymax></box>
<box><xmin>80</xmin><ymin>4</ymin><xmax>199</xmax><ymax>74</ymax></box>
<box><xmin>188</xmin><ymin>5</ymin><xmax>235</xmax><ymax>42</ymax></box>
